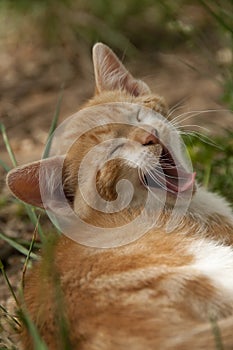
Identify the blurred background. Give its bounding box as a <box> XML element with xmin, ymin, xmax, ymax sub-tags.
<box><xmin>0</xmin><ymin>2</ymin><xmax>233</xmax><ymax>347</ymax></box>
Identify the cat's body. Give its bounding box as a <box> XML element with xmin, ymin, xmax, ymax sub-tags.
<box><xmin>7</xmin><ymin>43</ymin><xmax>233</xmax><ymax>349</ymax></box>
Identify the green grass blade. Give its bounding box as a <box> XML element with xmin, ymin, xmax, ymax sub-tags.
<box><xmin>199</xmin><ymin>0</ymin><xmax>233</xmax><ymax>36</ymax></box>
<box><xmin>21</xmin><ymin>222</ymin><xmax>38</xmax><ymax>289</ymax></box>
<box><xmin>0</xmin><ymin>232</ymin><xmax>37</xmax><ymax>260</ymax></box>
<box><xmin>0</xmin><ymin>158</ymin><xmax>11</xmax><ymax>172</ymax></box>
<box><xmin>203</xmin><ymin>161</ymin><xmax>212</xmax><ymax>188</ymax></box>
<box><xmin>0</xmin><ymin>123</ymin><xmax>46</xmax><ymax>241</ymax></box>
<box><xmin>19</xmin><ymin>307</ymin><xmax>48</xmax><ymax>350</ymax></box>
<box><xmin>0</xmin><ymin>259</ymin><xmax>19</xmax><ymax>307</ymax></box>
<box><xmin>24</xmin><ymin>206</ymin><xmax>45</xmax><ymax>242</ymax></box>
<box><xmin>209</xmin><ymin>316</ymin><xmax>224</xmax><ymax>350</ymax></box>
<box><xmin>0</xmin><ymin>304</ymin><xmax>21</xmax><ymax>328</ymax></box>
<box><xmin>17</xmin><ymin>239</ymin><xmax>41</xmax><ymax>249</ymax></box>
<box><xmin>43</xmin><ymin>86</ymin><xmax>64</xmax><ymax>159</ymax></box>
<box><xmin>0</xmin><ymin>123</ymin><xmax>17</xmax><ymax>167</ymax></box>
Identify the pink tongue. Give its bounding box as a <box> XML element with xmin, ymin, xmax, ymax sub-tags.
<box><xmin>166</xmin><ymin>171</ymin><xmax>196</xmax><ymax>193</ymax></box>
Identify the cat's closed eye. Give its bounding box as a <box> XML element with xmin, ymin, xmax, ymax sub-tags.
<box><xmin>109</xmin><ymin>142</ymin><xmax>124</xmax><ymax>156</ymax></box>
<box><xmin>136</xmin><ymin>109</ymin><xmax>142</xmax><ymax>122</ymax></box>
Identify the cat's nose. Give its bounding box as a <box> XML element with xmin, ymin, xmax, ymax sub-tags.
<box><xmin>142</xmin><ymin>130</ymin><xmax>159</xmax><ymax>146</ymax></box>
<box><xmin>130</xmin><ymin>126</ymin><xmax>159</xmax><ymax>146</ymax></box>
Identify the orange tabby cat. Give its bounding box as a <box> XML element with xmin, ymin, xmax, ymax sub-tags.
<box><xmin>7</xmin><ymin>43</ymin><xmax>233</xmax><ymax>349</ymax></box>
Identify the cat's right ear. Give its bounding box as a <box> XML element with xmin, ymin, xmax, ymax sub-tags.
<box><xmin>92</xmin><ymin>43</ymin><xmax>151</xmax><ymax>96</ymax></box>
<box><xmin>6</xmin><ymin>156</ymin><xmax>65</xmax><ymax>209</ymax></box>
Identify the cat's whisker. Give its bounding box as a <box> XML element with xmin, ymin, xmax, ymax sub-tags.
<box><xmin>177</xmin><ymin>124</ymin><xmax>210</xmax><ymax>133</ymax></box>
<box><xmin>156</xmin><ymin>167</ymin><xmax>191</xmax><ymax>181</ymax></box>
<box><xmin>157</xmin><ymin>161</ymin><xmax>179</xmax><ymax>170</ymax></box>
<box><xmin>138</xmin><ymin>169</ymin><xmax>172</xmax><ymax>204</ymax></box>
<box><xmin>144</xmin><ymin>167</ymin><xmax>191</xmax><ymax>200</ymax></box>
<box><xmin>181</xmin><ymin>131</ymin><xmax>223</xmax><ymax>149</ymax></box>
<box><xmin>142</xmin><ymin>170</ymin><xmax>170</xmax><ymax>202</ymax></box>
<box><xmin>159</xmin><ymin>164</ymin><xmax>177</xmax><ymax>170</ymax></box>
<box><xmin>170</xmin><ymin>108</ymin><xmax>230</xmax><ymax>127</ymax></box>
<box><xmin>167</xmin><ymin>96</ymin><xmax>190</xmax><ymax>117</ymax></box>
<box><xmin>171</xmin><ymin>112</ymin><xmax>208</xmax><ymax>128</ymax></box>
<box><xmin>147</xmin><ymin>166</ymin><xmax>184</xmax><ymax>183</ymax></box>
<box><xmin>145</xmin><ymin>169</ymin><xmax>169</xmax><ymax>193</ymax></box>
<box><xmin>167</xmin><ymin>100</ymin><xmax>187</xmax><ymax>120</ymax></box>
<box><xmin>138</xmin><ymin>169</ymin><xmax>147</xmax><ymax>186</ymax></box>
<box><xmin>170</xmin><ymin>110</ymin><xmax>202</xmax><ymax>125</ymax></box>
<box><xmin>174</xmin><ymin>121</ymin><xmax>221</xmax><ymax>149</ymax></box>
<box><xmin>174</xmin><ymin>118</ymin><xmax>223</xmax><ymax>150</ymax></box>
<box><xmin>171</xmin><ymin>109</ymin><xmax>215</xmax><ymax>122</ymax></box>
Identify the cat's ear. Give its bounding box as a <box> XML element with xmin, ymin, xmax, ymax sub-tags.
<box><xmin>93</xmin><ymin>43</ymin><xmax>151</xmax><ymax>96</ymax></box>
<box><xmin>6</xmin><ymin>156</ymin><xmax>65</xmax><ymax>209</ymax></box>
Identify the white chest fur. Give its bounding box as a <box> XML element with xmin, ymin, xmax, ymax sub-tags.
<box><xmin>189</xmin><ymin>238</ymin><xmax>233</xmax><ymax>295</ymax></box>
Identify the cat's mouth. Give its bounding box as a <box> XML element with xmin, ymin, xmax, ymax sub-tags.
<box><xmin>142</xmin><ymin>146</ymin><xmax>196</xmax><ymax>195</ymax></box>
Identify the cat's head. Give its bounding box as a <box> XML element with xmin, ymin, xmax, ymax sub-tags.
<box><xmin>6</xmin><ymin>43</ymin><xmax>196</xmax><ymax>231</ymax></box>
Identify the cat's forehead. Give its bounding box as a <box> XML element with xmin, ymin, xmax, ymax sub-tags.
<box><xmin>66</xmin><ymin>102</ymin><xmax>166</xmax><ymax>133</ymax></box>
<box><xmin>79</xmin><ymin>103</ymin><xmax>142</xmax><ymax>124</ymax></box>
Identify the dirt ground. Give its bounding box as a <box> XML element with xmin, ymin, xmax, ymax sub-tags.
<box><xmin>0</xmin><ymin>33</ymin><xmax>233</xmax><ymax>347</ymax></box>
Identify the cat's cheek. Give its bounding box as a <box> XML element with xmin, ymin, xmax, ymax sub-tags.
<box><xmin>95</xmin><ymin>160</ymin><xmax>126</xmax><ymax>202</ymax></box>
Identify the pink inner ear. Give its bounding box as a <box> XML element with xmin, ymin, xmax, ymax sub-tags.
<box><xmin>92</xmin><ymin>43</ymin><xmax>150</xmax><ymax>96</ymax></box>
<box><xmin>7</xmin><ymin>162</ymin><xmax>44</xmax><ymax>208</ymax></box>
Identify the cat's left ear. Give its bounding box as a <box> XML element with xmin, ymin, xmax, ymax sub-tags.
<box><xmin>93</xmin><ymin>43</ymin><xmax>151</xmax><ymax>96</ymax></box>
<box><xmin>6</xmin><ymin>156</ymin><xmax>65</xmax><ymax>209</ymax></box>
